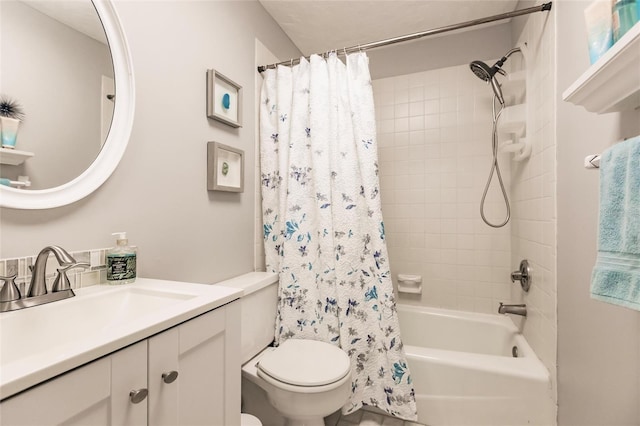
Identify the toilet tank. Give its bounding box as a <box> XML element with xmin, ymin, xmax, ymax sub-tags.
<box><xmin>217</xmin><ymin>272</ymin><xmax>278</xmax><ymax>364</ymax></box>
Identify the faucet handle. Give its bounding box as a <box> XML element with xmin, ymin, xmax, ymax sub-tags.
<box><xmin>0</xmin><ymin>274</ymin><xmax>21</xmax><ymax>302</ymax></box>
<box><xmin>52</xmin><ymin>263</ymin><xmax>90</xmax><ymax>292</ymax></box>
<box><xmin>510</xmin><ymin>259</ymin><xmax>531</xmax><ymax>292</ymax></box>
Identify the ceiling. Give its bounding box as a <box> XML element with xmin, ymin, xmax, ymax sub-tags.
<box><xmin>258</xmin><ymin>0</ymin><xmax>521</xmax><ymax>56</ymax></box>
<box><xmin>21</xmin><ymin>0</ymin><xmax>107</xmax><ymax>45</ymax></box>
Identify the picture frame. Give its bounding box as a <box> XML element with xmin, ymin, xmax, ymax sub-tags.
<box><xmin>207</xmin><ymin>141</ymin><xmax>244</xmax><ymax>192</ymax></box>
<box><xmin>206</xmin><ymin>69</ymin><xmax>242</xmax><ymax>128</ymax></box>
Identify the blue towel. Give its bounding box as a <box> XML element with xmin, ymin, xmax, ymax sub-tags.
<box><xmin>591</xmin><ymin>136</ymin><xmax>640</xmax><ymax>311</ymax></box>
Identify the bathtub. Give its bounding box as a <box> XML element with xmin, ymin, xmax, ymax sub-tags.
<box><xmin>396</xmin><ymin>304</ymin><xmax>554</xmax><ymax>426</ymax></box>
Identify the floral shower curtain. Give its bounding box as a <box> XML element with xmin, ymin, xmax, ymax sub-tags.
<box><xmin>259</xmin><ymin>53</ymin><xmax>417</xmax><ymax>421</ymax></box>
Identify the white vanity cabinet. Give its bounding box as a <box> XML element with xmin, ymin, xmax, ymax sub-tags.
<box><xmin>0</xmin><ymin>341</ymin><xmax>147</xmax><ymax>426</ymax></box>
<box><xmin>147</xmin><ymin>303</ymin><xmax>240</xmax><ymax>426</ymax></box>
<box><xmin>0</xmin><ymin>301</ymin><xmax>240</xmax><ymax>426</ymax></box>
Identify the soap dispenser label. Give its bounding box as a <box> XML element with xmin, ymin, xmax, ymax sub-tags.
<box><xmin>107</xmin><ymin>254</ymin><xmax>136</xmax><ymax>281</ymax></box>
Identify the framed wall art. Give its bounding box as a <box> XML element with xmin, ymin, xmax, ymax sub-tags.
<box><xmin>206</xmin><ymin>69</ymin><xmax>242</xmax><ymax>128</ymax></box>
<box><xmin>207</xmin><ymin>141</ymin><xmax>244</xmax><ymax>192</ymax></box>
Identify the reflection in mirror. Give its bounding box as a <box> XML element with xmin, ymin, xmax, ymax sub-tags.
<box><xmin>0</xmin><ymin>0</ymin><xmax>114</xmax><ymax>190</ymax></box>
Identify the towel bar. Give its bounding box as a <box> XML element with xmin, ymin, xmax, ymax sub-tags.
<box><xmin>584</xmin><ymin>154</ymin><xmax>600</xmax><ymax>169</ymax></box>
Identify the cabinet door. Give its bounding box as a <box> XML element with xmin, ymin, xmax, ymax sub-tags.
<box><xmin>0</xmin><ymin>341</ymin><xmax>147</xmax><ymax>426</ymax></box>
<box><xmin>110</xmin><ymin>340</ymin><xmax>148</xmax><ymax>426</ymax></box>
<box><xmin>148</xmin><ymin>302</ymin><xmax>240</xmax><ymax>426</ymax></box>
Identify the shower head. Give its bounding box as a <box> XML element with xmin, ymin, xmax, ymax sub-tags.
<box><xmin>469</xmin><ymin>47</ymin><xmax>522</xmax><ymax>106</ymax></box>
<box><xmin>469</xmin><ymin>60</ymin><xmax>494</xmax><ymax>82</ymax></box>
<box><xmin>469</xmin><ymin>59</ymin><xmax>505</xmax><ymax>105</ymax></box>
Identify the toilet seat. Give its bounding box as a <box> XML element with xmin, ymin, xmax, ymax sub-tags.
<box><xmin>257</xmin><ymin>339</ymin><xmax>350</xmax><ymax>387</ymax></box>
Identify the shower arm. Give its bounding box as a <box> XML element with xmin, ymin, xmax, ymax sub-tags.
<box><xmin>493</xmin><ymin>47</ymin><xmax>523</xmax><ymax>75</ymax></box>
<box><xmin>489</xmin><ymin>46</ymin><xmax>523</xmax><ymax>106</ymax></box>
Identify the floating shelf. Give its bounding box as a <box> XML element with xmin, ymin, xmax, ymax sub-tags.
<box><xmin>0</xmin><ymin>148</ymin><xmax>34</xmax><ymax>166</ymax></box>
<box><xmin>563</xmin><ymin>22</ymin><xmax>640</xmax><ymax>114</ymax></box>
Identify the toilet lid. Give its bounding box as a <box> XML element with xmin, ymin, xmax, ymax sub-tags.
<box><xmin>257</xmin><ymin>339</ymin><xmax>351</xmax><ymax>387</ymax></box>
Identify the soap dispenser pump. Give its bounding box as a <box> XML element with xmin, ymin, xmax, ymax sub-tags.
<box><xmin>106</xmin><ymin>232</ymin><xmax>136</xmax><ymax>284</ymax></box>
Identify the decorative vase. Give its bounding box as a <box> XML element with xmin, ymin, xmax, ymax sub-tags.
<box><xmin>1</xmin><ymin>117</ymin><xmax>21</xmax><ymax>149</ymax></box>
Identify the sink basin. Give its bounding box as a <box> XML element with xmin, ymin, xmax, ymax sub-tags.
<box><xmin>0</xmin><ymin>278</ymin><xmax>242</xmax><ymax>400</ymax></box>
<box><xmin>1</xmin><ymin>287</ymin><xmax>193</xmax><ymax>365</ymax></box>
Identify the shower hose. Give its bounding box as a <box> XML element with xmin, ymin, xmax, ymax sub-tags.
<box><xmin>480</xmin><ymin>95</ymin><xmax>511</xmax><ymax>228</ymax></box>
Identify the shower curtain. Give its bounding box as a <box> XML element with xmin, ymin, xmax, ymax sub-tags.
<box><xmin>259</xmin><ymin>53</ymin><xmax>417</xmax><ymax>420</ymax></box>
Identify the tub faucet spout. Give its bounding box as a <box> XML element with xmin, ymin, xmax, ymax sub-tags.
<box><xmin>498</xmin><ymin>302</ymin><xmax>527</xmax><ymax>317</ymax></box>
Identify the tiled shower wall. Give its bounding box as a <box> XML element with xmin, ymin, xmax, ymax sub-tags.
<box><xmin>372</xmin><ymin>65</ymin><xmax>514</xmax><ymax>313</ymax></box>
<box><xmin>510</xmin><ymin>9</ymin><xmax>558</xmax><ymax>402</ymax></box>
<box><xmin>369</xmin><ymin>8</ymin><xmax>558</xmax><ymax>407</ymax></box>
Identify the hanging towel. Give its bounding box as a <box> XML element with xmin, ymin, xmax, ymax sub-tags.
<box><xmin>591</xmin><ymin>135</ymin><xmax>640</xmax><ymax>311</ymax></box>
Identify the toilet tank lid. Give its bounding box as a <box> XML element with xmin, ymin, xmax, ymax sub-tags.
<box><xmin>257</xmin><ymin>339</ymin><xmax>351</xmax><ymax>387</ymax></box>
<box><xmin>215</xmin><ymin>272</ymin><xmax>278</xmax><ymax>296</ymax></box>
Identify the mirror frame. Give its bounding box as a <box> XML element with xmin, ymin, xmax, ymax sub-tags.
<box><xmin>0</xmin><ymin>0</ymin><xmax>135</xmax><ymax>209</ymax></box>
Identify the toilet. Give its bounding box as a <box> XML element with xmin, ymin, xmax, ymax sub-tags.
<box><xmin>223</xmin><ymin>272</ymin><xmax>352</xmax><ymax>426</ymax></box>
<box><xmin>241</xmin><ymin>413</ymin><xmax>263</xmax><ymax>426</ymax></box>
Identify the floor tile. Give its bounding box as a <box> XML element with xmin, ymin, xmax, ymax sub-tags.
<box><xmin>340</xmin><ymin>409</ymin><xmax>364</xmax><ymax>424</ymax></box>
<box><xmin>325</xmin><ymin>410</ymin><xmax>342</xmax><ymax>426</ymax></box>
<box><xmin>360</xmin><ymin>411</ymin><xmax>385</xmax><ymax>426</ymax></box>
<box><xmin>334</xmin><ymin>407</ymin><xmax>426</xmax><ymax>426</ymax></box>
<box><xmin>382</xmin><ymin>415</ymin><xmax>404</xmax><ymax>426</ymax></box>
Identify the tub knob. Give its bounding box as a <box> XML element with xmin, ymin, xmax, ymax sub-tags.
<box><xmin>510</xmin><ymin>259</ymin><xmax>531</xmax><ymax>292</ymax></box>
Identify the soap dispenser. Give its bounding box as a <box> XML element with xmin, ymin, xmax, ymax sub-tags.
<box><xmin>106</xmin><ymin>232</ymin><xmax>136</xmax><ymax>284</ymax></box>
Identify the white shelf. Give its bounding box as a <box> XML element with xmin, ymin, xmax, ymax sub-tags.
<box><xmin>563</xmin><ymin>22</ymin><xmax>640</xmax><ymax>114</ymax></box>
<box><xmin>0</xmin><ymin>147</ymin><xmax>34</xmax><ymax>165</ymax></box>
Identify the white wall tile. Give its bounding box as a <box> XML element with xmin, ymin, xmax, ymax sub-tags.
<box><xmin>373</xmin><ymin>55</ymin><xmax>555</xmax><ymax>403</ymax></box>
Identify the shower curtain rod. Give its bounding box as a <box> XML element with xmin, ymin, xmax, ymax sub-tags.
<box><xmin>257</xmin><ymin>2</ymin><xmax>552</xmax><ymax>72</ymax></box>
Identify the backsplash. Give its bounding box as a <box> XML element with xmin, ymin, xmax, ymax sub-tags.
<box><xmin>0</xmin><ymin>248</ymin><xmax>111</xmax><ymax>295</ymax></box>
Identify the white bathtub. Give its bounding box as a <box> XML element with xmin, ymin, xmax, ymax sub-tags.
<box><xmin>396</xmin><ymin>304</ymin><xmax>554</xmax><ymax>426</ymax></box>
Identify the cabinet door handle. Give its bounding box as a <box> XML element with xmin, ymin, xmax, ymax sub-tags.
<box><xmin>129</xmin><ymin>388</ymin><xmax>148</xmax><ymax>404</ymax></box>
<box><xmin>162</xmin><ymin>370</ymin><xmax>179</xmax><ymax>384</ymax></box>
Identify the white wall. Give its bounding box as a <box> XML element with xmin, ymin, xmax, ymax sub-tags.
<box><xmin>0</xmin><ymin>1</ymin><xmax>301</xmax><ymax>285</ymax></box>
<box><xmin>1</xmin><ymin>1</ymin><xmax>112</xmax><ymax>189</ymax></box>
<box><xmin>555</xmin><ymin>1</ymin><xmax>640</xmax><ymax>425</ymax></box>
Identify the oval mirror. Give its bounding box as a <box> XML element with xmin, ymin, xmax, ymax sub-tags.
<box><xmin>0</xmin><ymin>0</ymin><xmax>134</xmax><ymax>209</ymax></box>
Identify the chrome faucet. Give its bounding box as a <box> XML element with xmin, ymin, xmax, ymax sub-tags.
<box><xmin>0</xmin><ymin>246</ymin><xmax>87</xmax><ymax>313</ymax></box>
<box><xmin>28</xmin><ymin>246</ymin><xmax>77</xmax><ymax>297</ymax></box>
<box><xmin>498</xmin><ymin>302</ymin><xmax>527</xmax><ymax>317</ymax></box>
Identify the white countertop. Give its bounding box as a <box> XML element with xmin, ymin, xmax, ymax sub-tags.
<box><xmin>0</xmin><ymin>278</ymin><xmax>242</xmax><ymax>400</ymax></box>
